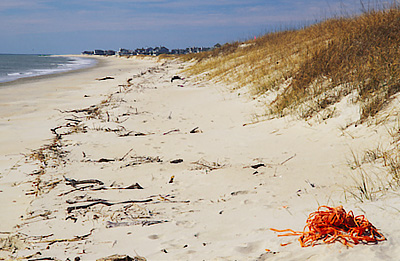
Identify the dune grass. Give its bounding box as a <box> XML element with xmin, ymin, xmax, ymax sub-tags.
<box><xmin>346</xmin><ymin>132</ymin><xmax>400</xmax><ymax>202</ymax></box>
<box><xmin>182</xmin><ymin>4</ymin><xmax>400</xmax><ymax>122</ymax></box>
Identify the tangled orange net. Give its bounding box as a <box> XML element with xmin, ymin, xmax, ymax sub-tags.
<box><xmin>271</xmin><ymin>205</ymin><xmax>386</xmax><ymax>247</ymax></box>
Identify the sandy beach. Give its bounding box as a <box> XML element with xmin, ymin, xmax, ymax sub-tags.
<box><xmin>1</xmin><ymin>56</ymin><xmax>399</xmax><ymax>260</ymax></box>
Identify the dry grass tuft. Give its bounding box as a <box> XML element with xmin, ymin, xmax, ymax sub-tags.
<box><xmin>182</xmin><ymin>4</ymin><xmax>400</xmax><ymax>122</ymax></box>
<box><xmin>346</xmin><ymin>118</ymin><xmax>400</xmax><ymax>201</ymax></box>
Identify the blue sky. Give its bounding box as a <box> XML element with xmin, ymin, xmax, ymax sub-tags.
<box><xmin>0</xmin><ymin>0</ymin><xmax>369</xmax><ymax>54</ymax></box>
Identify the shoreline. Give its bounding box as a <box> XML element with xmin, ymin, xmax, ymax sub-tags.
<box><xmin>0</xmin><ymin>55</ymin><xmax>100</xmax><ymax>89</ymax></box>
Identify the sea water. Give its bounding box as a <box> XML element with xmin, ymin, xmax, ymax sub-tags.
<box><xmin>0</xmin><ymin>54</ymin><xmax>97</xmax><ymax>84</ymax></box>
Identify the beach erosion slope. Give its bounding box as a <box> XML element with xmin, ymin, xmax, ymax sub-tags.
<box><xmin>0</xmin><ymin>56</ymin><xmax>399</xmax><ymax>260</ymax></box>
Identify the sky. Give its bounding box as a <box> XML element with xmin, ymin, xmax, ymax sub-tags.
<box><xmin>0</xmin><ymin>0</ymin><xmax>384</xmax><ymax>54</ymax></box>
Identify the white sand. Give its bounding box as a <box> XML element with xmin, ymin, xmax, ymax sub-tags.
<box><xmin>1</xmin><ymin>56</ymin><xmax>399</xmax><ymax>260</ymax></box>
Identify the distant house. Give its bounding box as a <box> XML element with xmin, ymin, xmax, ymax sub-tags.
<box><xmin>94</xmin><ymin>49</ymin><xmax>106</xmax><ymax>55</ymax></box>
<box><xmin>118</xmin><ymin>48</ymin><xmax>134</xmax><ymax>56</ymax></box>
<box><xmin>105</xmin><ymin>50</ymin><xmax>116</xmax><ymax>55</ymax></box>
<box><xmin>135</xmin><ymin>48</ymin><xmax>146</xmax><ymax>55</ymax></box>
<box><xmin>170</xmin><ymin>49</ymin><xmax>186</xmax><ymax>55</ymax></box>
<box><xmin>154</xmin><ymin>46</ymin><xmax>169</xmax><ymax>55</ymax></box>
<box><xmin>83</xmin><ymin>45</ymin><xmax>213</xmax><ymax>57</ymax></box>
<box><xmin>145</xmin><ymin>47</ymin><xmax>154</xmax><ymax>55</ymax></box>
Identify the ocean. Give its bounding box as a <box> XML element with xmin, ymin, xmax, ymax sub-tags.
<box><xmin>0</xmin><ymin>54</ymin><xmax>97</xmax><ymax>84</ymax></box>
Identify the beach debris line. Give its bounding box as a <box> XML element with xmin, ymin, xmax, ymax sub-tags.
<box><xmin>271</xmin><ymin>205</ymin><xmax>386</xmax><ymax>247</ymax></box>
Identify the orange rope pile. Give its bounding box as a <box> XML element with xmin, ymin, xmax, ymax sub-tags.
<box><xmin>271</xmin><ymin>205</ymin><xmax>386</xmax><ymax>247</ymax></box>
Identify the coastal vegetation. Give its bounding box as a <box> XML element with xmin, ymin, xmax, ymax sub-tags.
<box><xmin>183</xmin><ymin>3</ymin><xmax>400</xmax><ymax>123</ymax></box>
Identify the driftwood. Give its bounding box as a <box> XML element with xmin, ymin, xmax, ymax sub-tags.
<box><xmin>26</xmin><ymin>257</ymin><xmax>56</xmax><ymax>261</ymax></box>
<box><xmin>67</xmin><ymin>199</ymin><xmax>153</xmax><ymax>213</ymax></box>
<box><xmin>66</xmin><ymin>198</ymin><xmax>105</xmax><ymax>205</ymax></box>
<box><xmin>93</xmin><ymin>183</ymin><xmax>144</xmax><ymax>190</ymax></box>
<box><xmin>38</xmin><ymin>229</ymin><xmax>94</xmax><ymax>245</ymax></box>
<box><xmin>120</xmin><ymin>148</ymin><xmax>134</xmax><ymax>161</ymax></box>
<box><xmin>58</xmin><ymin>184</ymin><xmax>95</xmax><ymax>196</ymax></box>
<box><xmin>280</xmin><ymin>154</ymin><xmax>297</xmax><ymax>165</ymax></box>
<box><xmin>97</xmin><ymin>76</ymin><xmax>115</xmax><ymax>81</ymax></box>
<box><xmin>106</xmin><ymin>220</ymin><xmax>167</xmax><ymax>228</ymax></box>
<box><xmin>189</xmin><ymin>127</ymin><xmax>202</xmax><ymax>133</ymax></box>
<box><xmin>171</xmin><ymin>75</ymin><xmax>182</xmax><ymax>82</ymax></box>
<box><xmin>64</xmin><ymin>176</ymin><xmax>104</xmax><ymax>188</ymax></box>
<box><xmin>163</xmin><ymin>129</ymin><xmax>180</xmax><ymax>135</ymax></box>
<box><xmin>23</xmin><ymin>210</ymin><xmax>52</xmax><ymax>221</ymax></box>
<box><xmin>65</xmin><ymin>118</ymin><xmax>82</xmax><ymax>123</ymax></box>
<box><xmin>50</xmin><ymin>122</ymin><xmax>85</xmax><ymax>139</ymax></box>
<box><xmin>305</xmin><ymin>179</ymin><xmax>316</xmax><ymax>188</ymax></box>
<box><xmin>118</xmin><ymin>131</ymin><xmax>151</xmax><ymax>137</ymax></box>
<box><xmin>104</xmin><ymin>126</ymin><xmax>126</xmax><ymax>133</ymax></box>
<box><xmin>124</xmin><ymin>183</ymin><xmax>144</xmax><ymax>189</ymax></box>
<box><xmin>251</xmin><ymin>163</ymin><xmax>265</xmax><ymax>169</ymax></box>
<box><xmin>96</xmin><ymin>158</ymin><xmax>115</xmax><ymax>163</ymax></box>
<box><xmin>59</xmin><ymin>184</ymin><xmax>143</xmax><ymax>196</ymax></box>
<box><xmin>87</xmin><ymin>148</ymin><xmax>135</xmax><ymax>163</ymax></box>
<box><xmin>59</xmin><ymin>105</ymin><xmax>99</xmax><ymax>114</ymax></box>
<box><xmin>243</xmin><ymin>163</ymin><xmax>271</xmax><ymax>169</ymax></box>
<box><xmin>170</xmin><ymin>159</ymin><xmax>183</xmax><ymax>164</ymax></box>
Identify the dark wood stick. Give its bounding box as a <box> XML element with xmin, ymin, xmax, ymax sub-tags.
<box><xmin>163</xmin><ymin>129</ymin><xmax>180</xmax><ymax>135</ymax></box>
<box><xmin>280</xmin><ymin>154</ymin><xmax>297</xmax><ymax>165</ymax></box>
<box><xmin>64</xmin><ymin>176</ymin><xmax>104</xmax><ymax>187</ymax></box>
<box><xmin>67</xmin><ymin>199</ymin><xmax>153</xmax><ymax>213</ymax></box>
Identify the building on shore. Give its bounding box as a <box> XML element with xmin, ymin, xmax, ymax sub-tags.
<box><xmin>83</xmin><ymin>45</ymin><xmax>214</xmax><ymax>56</ymax></box>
